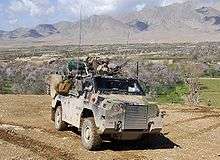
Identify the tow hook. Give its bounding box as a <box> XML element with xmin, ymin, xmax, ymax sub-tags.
<box><xmin>114</xmin><ymin>121</ymin><xmax>122</xmax><ymax>131</ymax></box>
<box><xmin>148</xmin><ymin>121</ymin><xmax>154</xmax><ymax>127</ymax></box>
<box><xmin>148</xmin><ymin>121</ymin><xmax>154</xmax><ymax>132</ymax></box>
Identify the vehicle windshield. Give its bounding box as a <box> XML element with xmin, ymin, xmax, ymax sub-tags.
<box><xmin>94</xmin><ymin>77</ymin><xmax>144</xmax><ymax>95</ymax></box>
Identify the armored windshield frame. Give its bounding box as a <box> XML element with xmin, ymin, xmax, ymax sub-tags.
<box><xmin>93</xmin><ymin>76</ymin><xmax>145</xmax><ymax>95</ymax></box>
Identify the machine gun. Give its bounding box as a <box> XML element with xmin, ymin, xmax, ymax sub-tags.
<box><xmin>85</xmin><ymin>56</ymin><xmax>130</xmax><ymax>76</ymax></box>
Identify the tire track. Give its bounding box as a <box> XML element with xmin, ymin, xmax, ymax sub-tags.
<box><xmin>179</xmin><ymin>108</ymin><xmax>220</xmax><ymax>114</ymax></box>
<box><xmin>0</xmin><ymin>123</ymin><xmax>150</xmax><ymax>160</ymax></box>
<box><xmin>0</xmin><ymin>128</ymin><xmax>79</xmax><ymax>160</ymax></box>
<box><xmin>198</xmin><ymin>123</ymin><xmax>220</xmax><ymax>134</ymax></box>
<box><xmin>165</xmin><ymin>114</ymin><xmax>220</xmax><ymax>127</ymax></box>
<box><xmin>161</xmin><ymin>106</ymin><xmax>220</xmax><ymax>114</ymax></box>
<box><xmin>0</xmin><ymin>121</ymin><xmax>80</xmax><ymax>139</ymax></box>
<box><xmin>173</xmin><ymin>122</ymin><xmax>220</xmax><ymax>140</ymax></box>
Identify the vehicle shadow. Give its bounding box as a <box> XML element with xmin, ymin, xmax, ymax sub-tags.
<box><xmin>99</xmin><ymin>134</ymin><xmax>181</xmax><ymax>151</ymax></box>
<box><xmin>67</xmin><ymin>127</ymin><xmax>180</xmax><ymax>151</ymax></box>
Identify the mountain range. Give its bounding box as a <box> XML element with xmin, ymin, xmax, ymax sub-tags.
<box><xmin>1</xmin><ymin>0</ymin><xmax>220</xmax><ymax>45</ymax></box>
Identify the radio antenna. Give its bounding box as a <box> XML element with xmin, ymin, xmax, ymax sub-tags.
<box><xmin>136</xmin><ymin>61</ymin><xmax>139</xmax><ymax>79</ymax></box>
<box><xmin>77</xmin><ymin>4</ymin><xmax>83</xmax><ymax>75</ymax></box>
<box><xmin>127</xmin><ymin>30</ymin><xmax>130</xmax><ymax>45</ymax></box>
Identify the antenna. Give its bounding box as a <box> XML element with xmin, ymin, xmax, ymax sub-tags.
<box><xmin>136</xmin><ymin>61</ymin><xmax>139</xmax><ymax>79</ymax></box>
<box><xmin>127</xmin><ymin>30</ymin><xmax>130</xmax><ymax>45</ymax></box>
<box><xmin>77</xmin><ymin>4</ymin><xmax>83</xmax><ymax>75</ymax></box>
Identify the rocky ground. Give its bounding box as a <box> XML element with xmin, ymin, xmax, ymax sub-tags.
<box><xmin>0</xmin><ymin>95</ymin><xmax>219</xmax><ymax>160</ymax></box>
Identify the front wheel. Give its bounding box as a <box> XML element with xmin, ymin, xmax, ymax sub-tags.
<box><xmin>81</xmin><ymin>118</ymin><xmax>102</xmax><ymax>150</ymax></box>
<box><xmin>54</xmin><ymin>106</ymin><xmax>68</xmax><ymax>131</ymax></box>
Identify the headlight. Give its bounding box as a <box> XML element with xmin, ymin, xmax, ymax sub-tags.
<box><xmin>147</xmin><ymin>104</ymin><xmax>160</xmax><ymax>117</ymax></box>
<box><xmin>112</xmin><ymin>103</ymin><xmax>124</xmax><ymax>113</ymax></box>
<box><xmin>106</xmin><ymin>103</ymin><xmax>124</xmax><ymax>118</ymax></box>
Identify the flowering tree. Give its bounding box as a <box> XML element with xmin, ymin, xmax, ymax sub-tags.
<box><xmin>178</xmin><ymin>62</ymin><xmax>205</xmax><ymax>106</ymax></box>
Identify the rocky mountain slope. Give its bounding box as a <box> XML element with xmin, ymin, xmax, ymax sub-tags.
<box><xmin>117</xmin><ymin>0</ymin><xmax>220</xmax><ymax>32</ymax></box>
<box><xmin>1</xmin><ymin>0</ymin><xmax>220</xmax><ymax>44</ymax></box>
<box><xmin>213</xmin><ymin>1</ymin><xmax>220</xmax><ymax>11</ymax></box>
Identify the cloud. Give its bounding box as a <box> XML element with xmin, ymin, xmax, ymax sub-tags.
<box><xmin>46</xmin><ymin>6</ymin><xmax>56</xmax><ymax>15</ymax></box>
<box><xmin>112</xmin><ymin>0</ymin><xmax>163</xmax><ymax>13</ymax></box>
<box><xmin>5</xmin><ymin>0</ymin><xmax>219</xmax><ymax>19</ymax></box>
<box><xmin>57</xmin><ymin>0</ymin><xmax>117</xmax><ymax>17</ymax></box>
<box><xmin>56</xmin><ymin>0</ymin><xmax>165</xmax><ymax>17</ymax></box>
<box><xmin>1</xmin><ymin>0</ymin><xmax>218</xmax><ymax>31</ymax></box>
<box><xmin>9</xmin><ymin>18</ymin><xmax>18</xmax><ymax>25</ymax></box>
<box><xmin>161</xmin><ymin>0</ymin><xmax>188</xmax><ymax>6</ymax></box>
<box><xmin>6</xmin><ymin>0</ymin><xmax>198</xmax><ymax>20</ymax></box>
<box><xmin>9</xmin><ymin>0</ymin><xmax>55</xmax><ymax>17</ymax></box>
<box><xmin>136</xmin><ymin>4</ymin><xmax>146</xmax><ymax>11</ymax></box>
<box><xmin>162</xmin><ymin>0</ymin><xmax>220</xmax><ymax>7</ymax></box>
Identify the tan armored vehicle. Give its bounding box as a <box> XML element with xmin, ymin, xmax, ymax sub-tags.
<box><xmin>50</xmin><ymin>59</ymin><xmax>165</xmax><ymax>150</ymax></box>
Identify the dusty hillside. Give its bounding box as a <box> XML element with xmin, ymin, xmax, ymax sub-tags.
<box><xmin>1</xmin><ymin>0</ymin><xmax>220</xmax><ymax>44</ymax></box>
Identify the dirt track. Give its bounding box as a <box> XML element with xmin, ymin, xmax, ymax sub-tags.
<box><xmin>0</xmin><ymin>95</ymin><xmax>219</xmax><ymax>160</ymax></box>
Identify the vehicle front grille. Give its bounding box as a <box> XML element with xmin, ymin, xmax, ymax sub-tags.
<box><xmin>123</xmin><ymin>105</ymin><xmax>147</xmax><ymax>130</ymax></box>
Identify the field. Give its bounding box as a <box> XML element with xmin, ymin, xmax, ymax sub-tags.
<box><xmin>200</xmin><ymin>78</ymin><xmax>220</xmax><ymax>108</ymax></box>
<box><xmin>0</xmin><ymin>42</ymin><xmax>220</xmax><ymax>97</ymax></box>
<box><xmin>0</xmin><ymin>42</ymin><xmax>220</xmax><ymax>62</ymax></box>
<box><xmin>0</xmin><ymin>42</ymin><xmax>220</xmax><ymax>159</ymax></box>
<box><xmin>0</xmin><ymin>95</ymin><xmax>219</xmax><ymax>160</ymax></box>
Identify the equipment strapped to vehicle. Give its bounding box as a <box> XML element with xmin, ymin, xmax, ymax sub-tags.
<box><xmin>49</xmin><ymin>57</ymin><xmax>130</xmax><ymax>97</ymax></box>
<box><xmin>55</xmin><ymin>80</ymin><xmax>73</xmax><ymax>96</ymax></box>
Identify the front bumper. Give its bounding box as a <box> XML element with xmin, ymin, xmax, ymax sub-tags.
<box><xmin>98</xmin><ymin>113</ymin><xmax>164</xmax><ymax>140</ymax></box>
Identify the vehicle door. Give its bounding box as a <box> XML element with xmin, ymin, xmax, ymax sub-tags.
<box><xmin>67</xmin><ymin>95</ymin><xmax>84</xmax><ymax>128</ymax></box>
<box><xmin>61</xmin><ymin>96</ymin><xmax>72</xmax><ymax>123</ymax></box>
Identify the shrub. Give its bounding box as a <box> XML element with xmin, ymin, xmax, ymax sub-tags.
<box><xmin>1</xmin><ymin>80</ymin><xmax>13</xmax><ymax>94</ymax></box>
<box><xmin>204</xmin><ymin>68</ymin><xmax>220</xmax><ymax>78</ymax></box>
<box><xmin>156</xmin><ymin>83</ymin><xmax>189</xmax><ymax>104</ymax></box>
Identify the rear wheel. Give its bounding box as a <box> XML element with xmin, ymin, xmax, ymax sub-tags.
<box><xmin>54</xmin><ymin>106</ymin><xmax>67</xmax><ymax>131</ymax></box>
<box><xmin>81</xmin><ymin>118</ymin><xmax>102</xmax><ymax>150</ymax></box>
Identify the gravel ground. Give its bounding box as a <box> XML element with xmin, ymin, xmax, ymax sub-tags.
<box><xmin>0</xmin><ymin>95</ymin><xmax>219</xmax><ymax>160</ymax></box>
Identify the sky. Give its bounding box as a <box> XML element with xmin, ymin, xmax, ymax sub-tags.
<box><xmin>0</xmin><ymin>0</ymin><xmax>212</xmax><ymax>31</ymax></box>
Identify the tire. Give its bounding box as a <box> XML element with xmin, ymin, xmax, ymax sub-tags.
<box><xmin>81</xmin><ymin>117</ymin><xmax>102</xmax><ymax>150</ymax></box>
<box><xmin>51</xmin><ymin>108</ymin><xmax>55</xmax><ymax>121</ymax></box>
<box><xmin>54</xmin><ymin>106</ymin><xmax>68</xmax><ymax>131</ymax></box>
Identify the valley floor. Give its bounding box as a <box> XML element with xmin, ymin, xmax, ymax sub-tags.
<box><xmin>0</xmin><ymin>95</ymin><xmax>219</xmax><ymax>160</ymax></box>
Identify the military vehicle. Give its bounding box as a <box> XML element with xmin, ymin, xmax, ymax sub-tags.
<box><xmin>50</xmin><ymin>58</ymin><xmax>165</xmax><ymax>150</ymax></box>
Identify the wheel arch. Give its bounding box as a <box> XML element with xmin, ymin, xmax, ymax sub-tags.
<box><xmin>51</xmin><ymin>100</ymin><xmax>62</xmax><ymax>121</ymax></box>
<box><xmin>80</xmin><ymin>108</ymin><xmax>96</xmax><ymax>129</ymax></box>
<box><xmin>81</xmin><ymin>108</ymin><xmax>94</xmax><ymax>118</ymax></box>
